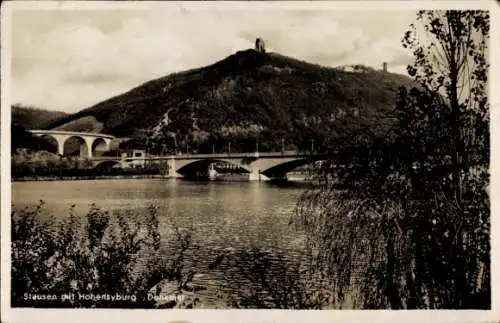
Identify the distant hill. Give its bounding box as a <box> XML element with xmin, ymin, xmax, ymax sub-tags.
<box><xmin>12</xmin><ymin>104</ymin><xmax>68</xmax><ymax>130</ymax></box>
<box><xmin>43</xmin><ymin>49</ymin><xmax>414</xmax><ymax>154</ymax></box>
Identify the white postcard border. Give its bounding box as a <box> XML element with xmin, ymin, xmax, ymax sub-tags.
<box><xmin>1</xmin><ymin>1</ymin><xmax>499</xmax><ymax>322</ymax></box>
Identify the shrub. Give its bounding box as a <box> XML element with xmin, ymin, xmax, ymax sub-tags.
<box><xmin>11</xmin><ymin>202</ymin><xmax>197</xmax><ymax>308</ymax></box>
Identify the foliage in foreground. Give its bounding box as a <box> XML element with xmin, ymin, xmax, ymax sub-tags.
<box><xmin>294</xmin><ymin>10</ymin><xmax>490</xmax><ymax>309</ymax></box>
<box><xmin>11</xmin><ymin>202</ymin><xmax>197</xmax><ymax>308</ymax></box>
<box><xmin>12</xmin><ymin>201</ymin><xmax>336</xmax><ymax>310</ymax></box>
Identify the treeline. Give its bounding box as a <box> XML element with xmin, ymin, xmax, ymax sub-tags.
<box><xmin>11</xmin><ymin>148</ymin><xmax>163</xmax><ymax>179</ymax></box>
<box><xmin>12</xmin><ymin>103</ymin><xmax>67</xmax><ymax>130</ymax></box>
<box><xmin>12</xmin><ymin>164</ymin><xmax>162</xmax><ymax>180</ymax></box>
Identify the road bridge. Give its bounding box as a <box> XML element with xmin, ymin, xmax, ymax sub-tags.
<box><xmin>29</xmin><ymin>130</ymin><xmax>115</xmax><ymax>158</ymax></box>
<box><xmin>92</xmin><ymin>152</ymin><xmax>326</xmax><ymax>181</ymax></box>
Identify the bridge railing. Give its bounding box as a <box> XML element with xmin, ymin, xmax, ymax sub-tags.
<box><xmin>92</xmin><ymin>150</ymin><xmax>321</xmax><ymax>161</ymax></box>
<box><xmin>29</xmin><ymin>130</ymin><xmax>115</xmax><ymax>139</ymax></box>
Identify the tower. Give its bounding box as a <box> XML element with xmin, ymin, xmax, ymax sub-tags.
<box><xmin>255</xmin><ymin>38</ymin><xmax>266</xmax><ymax>53</ymax></box>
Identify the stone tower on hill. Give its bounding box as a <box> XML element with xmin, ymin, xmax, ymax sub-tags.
<box><xmin>255</xmin><ymin>38</ymin><xmax>265</xmax><ymax>53</ymax></box>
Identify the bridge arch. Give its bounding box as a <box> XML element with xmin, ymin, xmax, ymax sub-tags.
<box><xmin>260</xmin><ymin>158</ymin><xmax>314</xmax><ymax>178</ymax></box>
<box><xmin>91</xmin><ymin>138</ymin><xmax>109</xmax><ymax>157</ymax></box>
<box><xmin>38</xmin><ymin>134</ymin><xmax>58</xmax><ymax>153</ymax></box>
<box><xmin>63</xmin><ymin>136</ymin><xmax>89</xmax><ymax>158</ymax></box>
<box><xmin>176</xmin><ymin>159</ymin><xmax>250</xmax><ymax>176</ymax></box>
<box><xmin>94</xmin><ymin>160</ymin><xmax>122</xmax><ymax>171</ymax></box>
<box><xmin>31</xmin><ymin>133</ymin><xmax>65</xmax><ymax>155</ymax></box>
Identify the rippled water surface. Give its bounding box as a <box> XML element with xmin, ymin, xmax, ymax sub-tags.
<box><xmin>12</xmin><ymin>179</ymin><xmax>312</xmax><ymax>307</ymax></box>
<box><xmin>12</xmin><ymin>179</ymin><xmax>307</xmax><ymax>248</ymax></box>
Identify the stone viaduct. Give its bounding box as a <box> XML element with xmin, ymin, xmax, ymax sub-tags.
<box><xmin>29</xmin><ymin>130</ymin><xmax>115</xmax><ymax>158</ymax></box>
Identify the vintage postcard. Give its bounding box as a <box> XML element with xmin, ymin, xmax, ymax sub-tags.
<box><xmin>1</xmin><ymin>1</ymin><xmax>499</xmax><ymax>322</ymax></box>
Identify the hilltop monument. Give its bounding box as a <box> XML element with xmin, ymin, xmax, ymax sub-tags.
<box><xmin>255</xmin><ymin>38</ymin><xmax>265</xmax><ymax>53</ymax></box>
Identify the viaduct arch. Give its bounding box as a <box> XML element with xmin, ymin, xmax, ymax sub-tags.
<box><xmin>29</xmin><ymin>130</ymin><xmax>115</xmax><ymax>158</ymax></box>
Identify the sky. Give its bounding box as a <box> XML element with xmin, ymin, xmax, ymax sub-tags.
<box><xmin>11</xmin><ymin>7</ymin><xmax>417</xmax><ymax>113</ymax></box>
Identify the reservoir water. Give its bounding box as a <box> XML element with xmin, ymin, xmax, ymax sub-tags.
<box><xmin>12</xmin><ymin>178</ymin><xmax>307</xmax><ymax>249</ymax></box>
<box><xmin>12</xmin><ymin>178</ymin><xmax>312</xmax><ymax>308</ymax></box>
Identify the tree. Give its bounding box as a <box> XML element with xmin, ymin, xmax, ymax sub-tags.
<box><xmin>401</xmin><ymin>11</ymin><xmax>490</xmax><ymax>308</ymax></box>
<box><xmin>403</xmin><ymin>10</ymin><xmax>489</xmax><ymax>201</ymax></box>
<box><xmin>294</xmin><ymin>10</ymin><xmax>489</xmax><ymax>309</ymax></box>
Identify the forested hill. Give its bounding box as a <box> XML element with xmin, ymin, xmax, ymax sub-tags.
<box><xmin>12</xmin><ymin>105</ymin><xmax>67</xmax><ymax>130</ymax></box>
<box><xmin>42</xmin><ymin>49</ymin><xmax>414</xmax><ymax>153</ymax></box>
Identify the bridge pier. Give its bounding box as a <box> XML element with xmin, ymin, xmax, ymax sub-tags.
<box><xmin>248</xmin><ymin>168</ymin><xmax>271</xmax><ymax>181</ymax></box>
<box><xmin>84</xmin><ymin>137</ymin><xmax>95</xmax><ymax>158</ymax></box>
<box><xmin>249</xmin><ymin>168</ymin><xmax>261</xmax><ymax>181</ymax></box>
<box><xmin>166</xmin><ymin>157</ymin><xmax>182</xmax><ymax>178</ymax></box>
<box><xmin>54</xmin><ymin>135</ymin><xmax>66</xmax><ymax>156</ymax></box>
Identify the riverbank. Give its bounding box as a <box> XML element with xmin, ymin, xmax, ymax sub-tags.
<box><xmin>12</xmin><ymin>173</ymin><xmax>311</xmax><ymax>183</ymax></box>
<box><xmin>12</xmin><ymin>174</ymin><xmax>170</xmax><ymax>182</ymax></box>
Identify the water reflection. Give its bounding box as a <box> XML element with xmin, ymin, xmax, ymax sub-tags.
<box><xmin>12</xmin><ymin>178</ymin><xmax>306</xmax><ymax>250</ymax></box>
<box><xmin>12</xmin><ymin>178</ymin><xmax>312</xmax><ymax>308</ymax></box>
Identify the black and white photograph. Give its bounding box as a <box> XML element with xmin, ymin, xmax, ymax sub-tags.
<box><xmin>1</xmin><ymin>1</ymin><xmax>498</xmax><ymax>321</ymax></box>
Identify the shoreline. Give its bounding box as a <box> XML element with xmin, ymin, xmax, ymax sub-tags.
<box><xmin>12</xmin><ymin>173</ymin><xmax>311</xmax><ymax>183</ymax></box>
<box><xmin>12</xmin><ymin>174</ymin><xmax>171</xmax><ymax>182</ymax></box>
